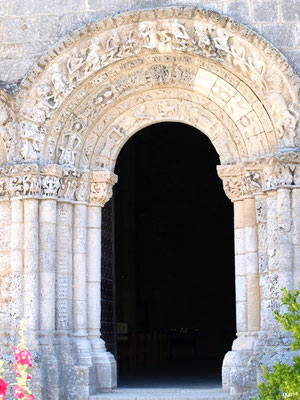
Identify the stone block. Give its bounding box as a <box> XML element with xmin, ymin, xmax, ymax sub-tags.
<box><xmin>281</xmin><ymin>0</ymin><xmax>300</xmax><ymax>21</ymax></box>
<box><xmin>252</xmin><ymin>0</ymin><xmax>279</xmax><ymax>22</ymax></box>
<box><xmin>132</xmin><ymin>0</ymin><xmax>169</xmax><ymax>8</ymax></box>
<box><xmin>245</xmin><ymin>226</ymin><xmax>257</xmax><ymax>253</ymax></box>
<box><xmin>88</xmin><ymin>0</ymin><xmax>131</xmax><ymax>12</ymax></box>
<box><xmin>234</xmin><ymin>228</ymin><xmax>245</xmax><ymax>254</ymax></box>
<box><xmin>236</xmin><ymin>275</ymin><xmax>247</xmax><ymax>301</ymax></box>
<box><xmin>0</xmin><ymin>1</ymin><xmax>9</xmax><ymax>16</ymax></box>
<box><xmin>10</xmin><ymin>0</ymin><xmax>27</xmax><ymax>16</ymax></box>
<box><xmin>27</xmin><ymin>0</ymin><xmax>72</xmax><ymax>15</ymax></box>
<box><xmin>235</xmin><ymin>254</ymin><xmax>246</xmax><ymax>275</ymax></box>
<box><xmin>228</xmin><ymin>1</ymin><xmax>250</xmax><ymax>24</ymax></box>
<box><xmin>4</xmin><ymin>17</ymin><xmax>39</xmax><ymax>42</ymax></box>
<box><xmin>281</xmin><ymin>50</ymin><xmax>300</xmax><ymax>76</ymax></box>
<box><xmin>37</xmin><ymin>15</ymin><xmax>62</xmax><ymax>42</ymax></box>
<box><xmin>261</xmin><ymin>23</ymin><xmax>295</xmax><ymax>48</ymax></box>
<box><xmin>245</xmin><ymin>252</ymin><xmax>258</xmax><ymax>274</ymax></box>
<box><xmin>236</xmin><ymin>301</ymin><xmax>247</xmax><ymax>331</ymax></box>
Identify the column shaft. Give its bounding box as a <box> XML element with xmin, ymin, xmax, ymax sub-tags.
<box><xmin>234</xmin><ymin>200</ymin><xmax>247</xmax><ymax>333</ymax></box>
<box><xmin>277</xmin><ymin>189</ymin><xmax>293</xmax><ymax>291</ymax></box>
<box><xmin>73</xmin><ymin>203</ymin><xmax>91</xmax><ymax>365</ymax></box>
<box><xmin>39</xmin><ymin>200</ymin><xmax>56</xmax><ymax>333</ymax></box>
<box><xmin>87</xmin><ymin>206</ymin><xmax>107</xmax><ymax>362</ymax></box>
<box><xmin>292</xmin><ymin>189</ymin><xmax>300</xmax><ymax>288</ymax></box>
<box><xmin>244</xmin><ymin>198</ymin><xmax>260</xmax><ymax>331</ymax></box>
<box><xmin>56</xmin><ymin>203</ymin><xmax>73</xmax><ymax>333</ymax></box>
<box><xmin>11</xmin><ymin>199</ymin><xmax>23</xmax><ymax>328</ymax></box>
<box><xmin>23</xmin><ymin>199</ymin><xmax>39</xmax><ymax>341</ymax></box>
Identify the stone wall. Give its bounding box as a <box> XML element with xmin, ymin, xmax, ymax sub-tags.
<box><xmin>0</xmin><ymin>0</ymin><xmax>299</xmax><ymax>91</ymax></box>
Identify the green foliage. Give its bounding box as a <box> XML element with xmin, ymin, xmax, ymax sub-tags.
<box><xmin>254</xmin><ymin>284</ymin><xmax>300</xmax><ymax>400</ymax></box>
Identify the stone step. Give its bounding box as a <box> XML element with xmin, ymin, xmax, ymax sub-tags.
<box><xmin>89</xmin><ymin>388</ymin><xmax>233</xmax><ymax>400</ymax></box>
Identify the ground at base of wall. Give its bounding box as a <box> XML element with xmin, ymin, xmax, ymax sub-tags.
<box><xmin>89</xmin><ymin>388</ymin><xmax>233</xmax><ymax>399</ymax></box>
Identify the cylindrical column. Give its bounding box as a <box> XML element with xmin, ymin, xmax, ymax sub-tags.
<box><xmin>234</xmin><ymin>200</ymin><xmax>247</xmax><ymax>333</ymax></box>
<box><xmin>11</xmin><ymin>199</ymin><xmax>23</xmax><ymax>328</ymax></box>
<box><xmin>261</xmin><ymin>191</ymin><xmax>278</xmax><ymax>331</ymax></box>
<box><xmin>87</xmin><ymin>205</ymin><xmax>107</xmax><ymax>362</ymax></box>
<box><xmin>56</xmin><ymin>203</ymin><xmax>73</xmax><ymax>333</ymax></box>
<box><xmin>39</xmin><ymin>200</ymin><xmax>56</xmax><ymax>334</ymax></box>
<box><xmin>277</xmin><ymin>189</ymin><xmax>293</xmax><ymax>291</ymax></box>
<box><xmin>23</xmin><ymin>199</ymin><xmax>39</xmax><ymax>345</ymax></box>
<box><xmin>73</xmin><ymin>203</ymin><xmax>91</xmax><ymax>365</ymax></box>
<box><xmin>244</xmin><ymin>198</ymin><xmax>260</xmax><ymax>331</ymax></box>
<box><xmin>292</xmin><ymin>189</ymin><xmax>300</xmax><ymax>289</ymax></box>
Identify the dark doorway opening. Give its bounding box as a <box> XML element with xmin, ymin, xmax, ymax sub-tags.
<box><xmin>113</xmin><ymin>122</ymin><xmax>235</xmax><ymax>389</ymax></box>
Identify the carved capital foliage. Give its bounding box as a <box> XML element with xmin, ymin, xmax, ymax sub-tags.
<box><xmin>0</xmin><ymin>163</ymin><xmax>92</xmax><ymax>203</ymax></box>
<box><xmin>89</xmin><ymin>170</ymin><xmax>118</xmax><ymax>206</ymax></box>
<box><xmin>218</xmin><ymin>150</ymin><xmax>300</xmax><ymax>201</ymax></box>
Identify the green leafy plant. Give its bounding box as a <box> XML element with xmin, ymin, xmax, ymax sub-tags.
<box><xmin>254</xmin><ymin>284</ymin><xmax>300</xmax><ymax>400</ymax></box>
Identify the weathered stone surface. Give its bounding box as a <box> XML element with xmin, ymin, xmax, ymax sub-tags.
<box><xmin>252</xmin><ymin>0</ymin><xmax>279</xmax><ymax>22</ymax></box>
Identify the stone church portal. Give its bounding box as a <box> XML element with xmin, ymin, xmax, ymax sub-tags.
<box><xmin>0</xmin><ymin>6</ymin><xmax>299</xmax><ymax>400</ymax></box>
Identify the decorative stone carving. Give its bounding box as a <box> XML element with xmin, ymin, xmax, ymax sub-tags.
<box><xmin>89</xmin><ymin>170</ymin><xmax>118</xmax><ymax>206</ymax></box>
<box><xmin>19</xmin><ymin>121</ymin><xmax>44</xmax><ymax>161</ymax></box>
<box><xmin>15</xmin><ymin>8</ymin><xmax>299</xmax><ymax>167</ymax></box>
<box><xmin>42</xmin><ymin>176</ymin><xmax>60</xmax><ymax>197</ymax></box>
<box><xmin>266</xmin><ymin>74</ymin><xmax>299</xmax><ymax>148</ymax></box>
<box><xmin>58</xmin><ymin>122</ymin><xmax>82</xmax><ymax>166</ymax></box>
<box><xmin>0</xmin><ymin>91</ymin><xmax>15</xmax><ymax>161</ymax></box>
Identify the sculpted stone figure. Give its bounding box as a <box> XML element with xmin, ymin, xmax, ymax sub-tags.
<box><xmin>267</xmin><ymin>74</ymin><xmax>299</xmax><ymax>147</ymax></box>
<box><xmin>20</xmin><ymin>121</ymin><xmax>44</xmax><ymax>161</ymax></box>
<box><xmin>0</xmin><ymin>94</ymin><xmax>15</xmax><ymax>158</ymax></box>
<box><xmin>84</xmin><ymin>37</ymin><xmax>102</xmax><ymax>74</ymax></box>
<box><xmin>58</xmin><ymin>122</ymin><xmax>82</xmax><ymax>165</ymax></box>
<box><xmin>50</xmin><ymin>63</ymin><xmax>66</xmax><ymax>96</ymax></box>
<box><xmin>67</xmin><ymin>47</ymin><xmax>85</xmax><ymax>84</ymax></box>
<box><xmin>140</xmin><ymin>21</ymin><xmax>157</xmax><ymax>49</ymax></box>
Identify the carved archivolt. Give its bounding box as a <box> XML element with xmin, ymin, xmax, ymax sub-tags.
<box><xmin>10</xmin><ymin>7</ymin><xmax>299</xmax><ymax>170</ymax></box>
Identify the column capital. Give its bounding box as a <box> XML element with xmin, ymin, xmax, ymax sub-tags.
<box><xmin>89</xmin><ymin>170</ymin><xmax>118</xmax><ymax>207</ymax></box>
<box><xmin>0</xmin><ymin>163</ymin><xmax>116</xmax><ymax>204</ymax></box>
<box><xmin>218</xmin><ymin>151</ymin><xmax>300</xmax><ymax>201</ymax></box>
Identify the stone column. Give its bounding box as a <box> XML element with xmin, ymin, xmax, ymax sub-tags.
<box><xmin>86</xmin><ymin>170</ymin><xmax>118</xmax><ymax>392</ymax></box>
<box><xmin>244</xmin><ymin>197</ymin><xmax>260</xmax><ymax>332</ymax></box>
<box><xmin>277</xmin><ymin>189</ymin><xmax>293</xmax><ymax>291</ymax></box>
<box><xmin>11</xmin><ymin>199</ymin><xmax>23</xmax><ymax>328</ymax></box>
<box><xmin>56</xmin><ymin>203</ymin><xmax>73</xmax><ymax>335</ymax></box>
<box><xmin>233</xmin><ymin>200</ymin><xmax>247</xmax><ymax>334</ymax></box>
<box><xmin>87</xmin><ymin>205</ymin><xmax>117</xmax><ymax>392</ymax></box>
<box><xmin>73</xmin><ymin>203</ymin><xmax>92</xmax><ymax>365</ymax></box>
<box><xmin>292</xmin><ymin>188</ymin><xmax>300</xmax><ymax>288</ymax></box>
<box><xmin>39</xmin><ymin>200</ymin><xmax>56</xmax><ymax>335</ymax></box>
<box><xmin>39</xmin><ymin>199</ymin><xmax>59</xmax><ymax>399</ymax></box>
<box><xmin>23</xmin><ymin>199</ymin><xmax>39</xmax><ymax>346</ymax></box>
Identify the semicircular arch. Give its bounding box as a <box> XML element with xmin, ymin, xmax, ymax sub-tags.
<box><xmin>14</xmin><ymin>7</ymin><xmax>300</xmax><ymax>168</ymax></box>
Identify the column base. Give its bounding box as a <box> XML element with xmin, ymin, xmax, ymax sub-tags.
<box><xmin>89</xmin><ymin>351</ymin><xmax>117</xmax><ymax>394</ymax></box>
<box><xmin>222</xmin><ymin>331</ymin><xmax>296</xmax><ymax>400</ymax></box>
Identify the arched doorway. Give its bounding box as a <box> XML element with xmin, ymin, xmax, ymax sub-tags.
<box><xmin>4</xmin><ymin>6</ymin><xmax>298</xmax><ymax>399</ymax></box>
<box><xmin>112</xmin><ymin>122</ymin><xmax>235</xmax><ymax>388</ymax></box>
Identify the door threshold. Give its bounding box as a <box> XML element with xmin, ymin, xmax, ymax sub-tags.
<box><xmin>89</xmin><ymin>388</ymin><xmax>233</xmax><ymax>399</ymax></box>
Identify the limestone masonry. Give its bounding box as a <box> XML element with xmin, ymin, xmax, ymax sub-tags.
<box><xmin>0</xmin><ymin>1</ymin><xmax>300</xmax><ymax>399</ymax></box>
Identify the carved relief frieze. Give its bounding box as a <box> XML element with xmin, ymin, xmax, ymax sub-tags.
<box><xmin>218</xmin><ymin>152</ymin><xmax>300</xmax><ymax>201</ymax></box>
<box><xmin>0</xmin><ymin>164</ymin><xmax>94</xmax><ymax>203</ymax></box>
<box><xmin>0</xmin><ymin>91</ymin><xmax>16</xmax><ymax>163</ymax></box>
<box><xmin>14</xmin><ymin>8</ymin><xmax>299</xmax><ymax>167</ymax></box>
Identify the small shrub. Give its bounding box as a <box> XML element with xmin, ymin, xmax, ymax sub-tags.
<box><xmin>254</xmin><ymin>285</ymin><xmax>300</xmax><ymax>400</ymax></box>
<box><xmin>0</xmin><ymin>320</ymin><xmax>35</xmax><ymax>400</ymax></box>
